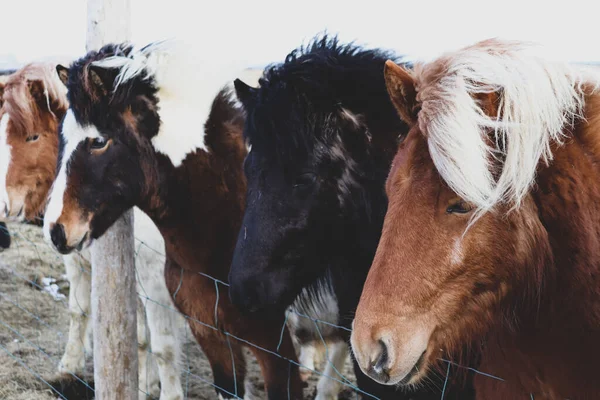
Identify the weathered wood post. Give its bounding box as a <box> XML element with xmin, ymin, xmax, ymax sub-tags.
<box><xmin>87</xmin><ymin>0</ymin><xmax>138</xmax><ymax>398</ymax></box>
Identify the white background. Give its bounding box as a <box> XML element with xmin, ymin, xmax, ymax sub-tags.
<box><xmin>2</xmin><ymin>0</ymin><xmax>598</xmax><ymax>67</ymax></box>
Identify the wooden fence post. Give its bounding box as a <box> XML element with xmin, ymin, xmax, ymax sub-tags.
<box><xmin>87</xmin><ymin>0</ymin><xmax>137</xmax><ymax>398</ymax></box>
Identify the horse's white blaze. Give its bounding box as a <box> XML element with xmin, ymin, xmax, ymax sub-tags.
<box><xmin>0</xmin><ymin>114</ymin><xmax>11</xmax><ymax>219</ymax></box>
<box><xmin>92</xmin><ymin>40</ymin><xmax>245</xmax><ymax>167</ymax></box>
<box><xmin>43</xmin><ymin>110</ymin><xmax>101</xmax><ymax>242</ymax></box>
<box><xmin>450</xmin><ymin>238</ymin><xmax>464</xmax><ymax>265</ymax></box>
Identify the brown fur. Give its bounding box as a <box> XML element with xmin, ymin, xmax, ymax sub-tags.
<box><xmin>142</xmin><ymin>99</ymin><xmax>303</xmax><ymax>399</ymax></box>
<box><xmin>1</xmin><ymin>63</ymin><xmax>67</xmax><ymax>220</ymax></box>
<box><xmin>352</xmin><ymin>62</ymin><xmax>600</xmax><ymax>399</ymax></box>
<box><xmin>54</xmin><ymin>50</ymin><xmax>303</xmax><ymax>396</ymax></box>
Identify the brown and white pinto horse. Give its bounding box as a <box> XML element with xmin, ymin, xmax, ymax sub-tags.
<box><xmin>0</xmin><ymin>63</ymin><xmax>66</xmax><ymax>221</ymax></box>
<box><xmin>351</xmin><ymin>39</ymin><xmax>600</xmax><ymax>399</ymax></box>
<box><xmin>43</xmin><ymin>41</ymin><xmax>303</xmax><ymax>399</ymax></box>
<box><xmin>0</xmin><ymin>62</ymin><xmax>186</xmax><ymax>400</ymax></box>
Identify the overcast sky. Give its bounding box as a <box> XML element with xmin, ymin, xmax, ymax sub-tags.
<box><xmin>2</xmin><ymin>0</ymin><xmax>598</xmax><ymax>68</ymax></box>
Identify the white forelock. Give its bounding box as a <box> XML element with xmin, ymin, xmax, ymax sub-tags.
<box><xmin>43</xmin><ymin>110</ymin><xmax>100</xmax><ymax>242</ymax></box>
<box><xmin>93</xmin><ymin>39</ymin><xmax>246</xmax><ymax>167</ymax></box>
<box><xmin>413</xmin><ymin>38</ymin><xmax>600</xmax><ymax>216</ymax></box>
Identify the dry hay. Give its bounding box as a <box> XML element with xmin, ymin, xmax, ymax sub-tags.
<box><xmin>0</xmin><ymin>222</ymin><xmax>358</xmax><ymax>399</ymax></box>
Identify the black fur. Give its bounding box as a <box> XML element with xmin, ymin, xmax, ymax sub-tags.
<box><xmin>0</xmin><ymin>222</ymin><xmax>10</xmax><ymax>250</ymax></box>
<box><xmin>229</xmin><ymin>35</ymin><xmax>475</xmax><ymax>399</ymax></box>
<box><xmin>57</xmin><ymin>43</ymin><xmax>162</xmax><ymax>240</ymax></box>
<box><xmin>47</xmin><ymin>375</ymin><xmax>95</xmax><ymax>400</ymax></box>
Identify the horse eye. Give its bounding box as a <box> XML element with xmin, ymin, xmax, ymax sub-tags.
<box><xmin>26</xmin><ymin>135</ymin><xmax>39</xmax><ymax>142</ymax></box>
<box><xmin>90</xmin><ymin>137</ymin><xmax>108</xmax><ymax>150</ymax></box>
<box><xmin>446</xmin><ymin>200</ymin><xmax>474</xmax><ymax>214</ymax></box>
<box><xmin>294</xmin><ymin>172</ymin><xmax>317</xmax><ymax>188</ymax></box>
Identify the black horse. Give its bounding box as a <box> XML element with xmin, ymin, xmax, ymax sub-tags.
<box><xmin>229</xmin><ymin>36</ymin><xmax>475</xmax><ymax>399</ymax></box>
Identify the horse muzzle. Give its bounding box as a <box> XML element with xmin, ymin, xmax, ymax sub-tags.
<box><xmin>350</xmin><ymin>314</ymin><xmax>433</xmax><ymax>386</ymax></box>
<box><xmin>47</xmin><ymin>222</ymin><xmax>91</xmax><ymax>255</ymax></box>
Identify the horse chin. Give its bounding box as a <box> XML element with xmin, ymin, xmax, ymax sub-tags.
<box><xmin>3</xmin><ymin>201</ymin><xmax>26</xmax><ymax>222</ymax></box>
<box><xmin>386</xmin><ymin>350</ymin><xmax>430</xmax><ymax>386</ymax></box>
<box><xmin>76</xmin><ymin>232</ymin><xmax>92</xmax><ymax>252</ymax></box>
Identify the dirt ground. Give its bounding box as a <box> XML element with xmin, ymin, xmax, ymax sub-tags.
<box><xmin>0</xmin><ymin>222</ymin><xmax>360</xmax><ymax>400</ymax></box>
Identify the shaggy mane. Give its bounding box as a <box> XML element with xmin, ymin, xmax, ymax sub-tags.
<box><xmin>244</xmin><ymin>35</ymin><xmax>406</xmax><ymax>163</ymax></box>
<box><xmin>412</xmin><ymin>38</ymin><xmax>600</xmax><ymax>214</ymax></box>
<box><xmin>2</xmin><ymin>63</ymin><xmax>68</xmax><ymax>135</ymax></box>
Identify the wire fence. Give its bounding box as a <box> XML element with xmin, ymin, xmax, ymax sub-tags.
<box><xmin>0</xmin><ymin>220</ymin><xmax>536</xmax><ymax>400</ymax></box>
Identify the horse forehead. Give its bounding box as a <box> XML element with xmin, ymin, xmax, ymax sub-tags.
<box><xmin>390</xmin><ymin>130</ymin><xmax>421</xmax><ymax>175</ymax></box>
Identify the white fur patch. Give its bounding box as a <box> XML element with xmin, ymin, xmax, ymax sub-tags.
<box><xmin>0</xmin><ymin>114</ymin><xmax>11</xmax><ymax>219</ymax></box>
<box><xmin>450</xmin><ymin>238</ymin><xmax>463</xmax><ymax>265</ymax></box>
<box><xmin>413</xmin><ymin>39</ymin><xmax>600</xmax><ymax>218</ymax></box>
<box><xmin>93</xmin><ymin>39</ymin><xmax>246</xmax><ymax>167</ymax></box>
<box><xmin>43</xmin><ymin>110</ymin><xmax>100</xmax><ymax>241</ymax></box>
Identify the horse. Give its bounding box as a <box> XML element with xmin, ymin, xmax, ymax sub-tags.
<box><xmin>42</xmin><ymin>40</ymin><xmax>304</xmax><ymax>399</ymax></box>
<box><xmin>0</xmin><ymin>62</ymin><xmax>185</xmax><ymax>400</ymax></box>
<box><xmin>351</xmin><ymin>38</ymin><xmax>600</xmax><ymax>399</ymax></box>
<box><xmin>229</xmin><ymin>35</ymin><xmax>474</xmax><ymax>399</ymax></box>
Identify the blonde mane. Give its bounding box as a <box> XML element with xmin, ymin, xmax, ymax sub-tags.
<box><xmin>412</xmin><ymin>38</ymin><xmax>599</xmax><ymax>214</ymax></box>
<box><xmin>2</xmin><ymin>63</ymin><xmax>68</xmax><ymax>135</ymax></box>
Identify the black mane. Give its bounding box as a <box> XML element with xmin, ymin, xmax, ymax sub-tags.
<box><xmin>242</xmin><ymin>35</ymin><xmax>406</xmax><ymax>162</ymax></box>
<box><xmin>64</xmin><ymin>43</ymin><xmax>160</xmax><ymax>133</ymax></box>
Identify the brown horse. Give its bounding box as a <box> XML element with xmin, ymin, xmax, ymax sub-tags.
<box><xmin>0</xmin><ymin>63</ymin><xmax>67</xmax><ymax>221</ymax></box>
<box><xmin>43</xmin><ymin>41</ymin><xmax>303</xmax><ymax>399</ymax></box>
<box><xmin>351</xmin><ymin>38</ymin><xmax>600</xmax><ymax>399</ymax></box>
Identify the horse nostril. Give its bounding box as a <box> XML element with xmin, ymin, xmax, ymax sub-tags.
<box><xmin>368</xmin><ymin>339</ymin><xmax>391</xmax><ymax>383</ymax></box>
<box><xmin>50</xmin><ymin>223</ymin><xmax>69</xmax><ymax>253</ymax></box>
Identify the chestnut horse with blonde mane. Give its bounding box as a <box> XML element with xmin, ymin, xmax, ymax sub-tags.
<box><xmin>351</xmin><ymin>39</ymin><xmax>600</xmax><ymax>399</ymax></box>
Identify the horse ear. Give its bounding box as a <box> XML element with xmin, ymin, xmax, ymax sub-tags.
<box><xmin>56</xmin><ymin>65</ymin><xmax>69</xmax><ymax>86</ymax></box>
<box><xmin>87</xmin><ymin>65</ymin><xmax>117</xmax><ymax>95</ymax></box>
<box><xmin>234</xmin><ymin>78</ymin><xmax>257</xmax><ymax>107</ymax></box>
<box><xmin>384</xmin><ymin>60</ymin><xmax>418</xmax><ymax>125</ymax></box>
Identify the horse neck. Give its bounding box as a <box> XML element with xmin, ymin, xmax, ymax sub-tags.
<box><xmin>533</xmin><ymin>93</ymin><xmax>600</xmax><ymax>326</ymax></box>
<box><xmin>328</xmin><ymin>123</ymin><xmax>401</xmax><ymax>317</ymax></box>
<box><xmin>486</xmin><ymin>91</ymin><xmax>600</xmax><ymax>394</ymax></box>
<box><xmin>142</xmin><ymin>136</ymin><xmax>246</xmax><ymax>277</ymax></box>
